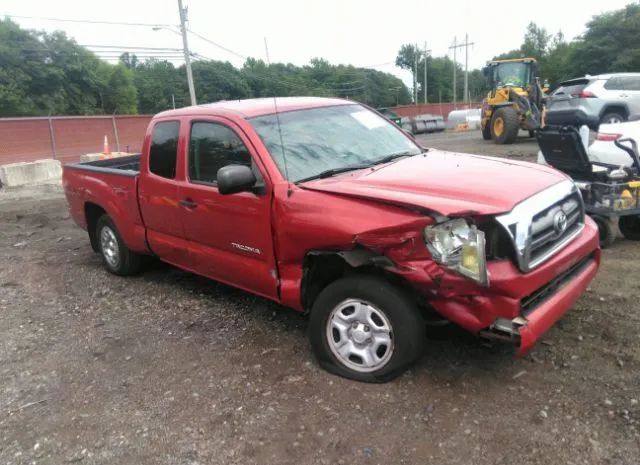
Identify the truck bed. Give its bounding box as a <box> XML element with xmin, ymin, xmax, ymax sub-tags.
<box><xmin>65</xmin><ymin>154</ymin><xmax>141</xmax><ymax>176</ymax></box>
<box><xmin>62</xmin><ymin>153</ymin><xmax>150</xmax><ymax>254</ymax></box>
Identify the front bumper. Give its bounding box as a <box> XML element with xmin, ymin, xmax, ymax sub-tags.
<box><xmin>515</xmin><ymin>252</ymin><xmax>598</xmax><ymax>355</ymax></box>
<box><xmin>408</xmin><ymin>216</ymin><xmax>600</xmax><ymax>356</ymax></box>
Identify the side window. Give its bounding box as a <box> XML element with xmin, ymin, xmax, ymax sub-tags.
<box><xmin>188</xmin><ymin>122</ymin><xmax>252</xmax><ymax>184</ymax></box>
<box><xmin>149</xmin><ymin>121</ymin><xmax>180</xmax><ymax>179</ymax></box>
<box><xmin>604</xmin><ymin>77</ymin><xmax>625</xmax><ymax>90</ymax></box>
<box><xmin>622</xmin><ymin>76</ymin><xmax>640</xmax><ymax>91</ymax></box>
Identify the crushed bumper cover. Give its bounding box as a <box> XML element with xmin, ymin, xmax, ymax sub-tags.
<box><xmin>515</xmin><ymin>251</ymin><xmax>599</xmax><ymax>356</ymax></box>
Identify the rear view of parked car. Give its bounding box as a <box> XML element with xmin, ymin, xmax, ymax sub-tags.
<box><xmin>546</xmin><ymin>73</ymin><xmax>640</xmax><ymax>127</ymax></box>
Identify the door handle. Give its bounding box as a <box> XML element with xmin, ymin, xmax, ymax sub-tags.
<box><xmin>179</xmin><ymin>199</ymin><xmax>198</xmax><ymax>209</ymax></box>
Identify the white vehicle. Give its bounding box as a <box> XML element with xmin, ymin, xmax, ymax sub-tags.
<box><xmin>547</xmin><ymin>74</ymin><xmax>640</xmax><ymax>126</ymax></box>
<box><xmin>590</xmin><ymin>119</ymin><xmax>640</xmax><ymax>167</ymax></box>
<box><xmin>537</xmin><ymin>119</ymin><xmax>640</xmax><ymax>167</ymax></box>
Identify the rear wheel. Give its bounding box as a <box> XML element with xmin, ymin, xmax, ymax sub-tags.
<box><xmin>309</xmin><ymin>275</ymin><xmax>425</xmax><ymax>383</ymax></box>
<box><xmin>491</xmin><ymin>107</ymin><xmax>519</xmax><ymax>144</ymax></box>
<box><xmin>600</xmin><ymin>111</ymin><xmax>626</xmax><ymax>125</ymax></box>
<box><xmin>619</xmin><ymin>215</ymin><xmax>640</xmax><ymax>241</ymax></box>
<box><xmin>592</xmin><ymin>215</ymin><xmax>615</xmax><ymax>248</ymax></box>
<box><xmin>96</xmin><ymin>214</ymin><xmax>142</xmax><ymax>276</ymax></box>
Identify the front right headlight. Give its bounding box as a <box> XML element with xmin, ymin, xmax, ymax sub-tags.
<box><xmin>424</xmin><ymin>218</ymin><xmax>489</xmax><ymax>286</ymax></box>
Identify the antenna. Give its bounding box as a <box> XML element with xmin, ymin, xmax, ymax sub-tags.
<box><xmin>263</xmin><ymin>37</ymin><xmax>291</xmax><ymax>190</ymax></box>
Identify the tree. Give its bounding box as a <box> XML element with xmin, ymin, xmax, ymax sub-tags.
<box><xmin>190</xmin><ymin>59</ymin><xmax>252</xmax><ymax>103</ymax></box>
<box><xmin>570</xmin><ymin>3</ymin><xmax>640</xmax><ymax>76</ymax></box>
<box><xmin>133</xmin><ymin>58</ymin><xmax>183</xmax><ymax>113</ymax></box>
<box><xmin>521</xmin><ymin>22</ymin><xmax>551</xmax><ymax>59</ymax></box>
<box><xmin>396</xmin><ymin>44</ymin><xmax>473</xmax><ymax>103</ymax></box>
<box><xmin>0</xmin><ymin>17</ymin><xmax>411</xmax><ymax>115</ymax></box>
<box><xmin>0</xmin><ymin>19</ymin><xmax>107</xmax><ymax>116</ymax></box>
<box><xmin>102</xmin><ymin>64</ymin><xmax>137</xmax><ymax>114</ymax></box>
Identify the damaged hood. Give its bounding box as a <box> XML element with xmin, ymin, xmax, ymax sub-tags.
<box><xmin>299</xmin><ymin>150</ymin><xmax>568</xmax><ymax>217</ymax></box>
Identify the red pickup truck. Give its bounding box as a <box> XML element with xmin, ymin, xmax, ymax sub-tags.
<box><xmin>63</xmin><ymin>97</ymin><xmax>600</xmax><ymax>382</ymax></box>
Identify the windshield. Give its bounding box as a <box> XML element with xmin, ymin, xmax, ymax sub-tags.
<box><xmin>493</xmin><ymin>62</ymin><xmax>530</xmax><ymax>88</ymax></box>
<box><xmin>250</xmin><ymin>104</ymin><xmax>421</xmax><ymax>182</ymax></box>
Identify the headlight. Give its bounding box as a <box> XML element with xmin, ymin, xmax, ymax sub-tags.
<box><xmin>424</xmin><ymin>218</ymin><xmax>489</xmax><ymax>286</ymax></box>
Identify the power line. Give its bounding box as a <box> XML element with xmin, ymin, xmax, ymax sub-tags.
<box><xmin>3</xmin><ymin>13</ymin><xmax>172</xmax><ymax>28</ymax></box>
<box><xmin>187</xmin><ymin>28</ymin><xmax>249</xmax><ymax>60</ymax></box>
<box><xmin>83</xmin><ymin>45</ymin><xmax>184</xmax><ymax>52</ymax></box>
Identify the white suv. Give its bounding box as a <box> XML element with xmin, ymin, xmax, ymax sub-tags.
<box><xmin>547</xmin><ymin>73</ymin><xmax>640</xmax><ymax>127</ymax></box>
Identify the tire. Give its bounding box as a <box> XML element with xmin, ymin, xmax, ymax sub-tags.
<box><xmin>591</xmin><ymin>215</ymin><xmax>615</xmax><ymax>248</ymax></box>
<box><xmin>309</xmin><ymin>275</ymin><xmax>425</xmax><ymax>383</ymax></box>
<box><xmin>619</xmin><ymin>215</ymin><xmax>640</xmax><ymax>241</ymax></box>
<box><xmin>481</xmin><ymin>123</ymin><xmax>492</xmax><ymax>140</ymax></box>
<box><xmin>600</xmin><ymin>112</ymin><xmax>626</xmax><ymax>125</ymax></box>
<box><xmin>490</xmin><ymin>107</ymin><xmax>519</xmax><ymax>144</ymax></box>
<box><xmin>96</xmin><ymin>214</ymin><xmax>142</xmax><ymax>276</ymax></box>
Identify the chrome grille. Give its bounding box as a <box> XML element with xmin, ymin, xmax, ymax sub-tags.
<box><xmin>496</xmin><ymin>180</ymin><xmax>585</xmax><ymax>273</ymax></box>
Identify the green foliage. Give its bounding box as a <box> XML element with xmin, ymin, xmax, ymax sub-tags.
<box><xmin>0</xmin><ymin>18</ymin><xmax>136</xmax><ymax>116</ymax></box>
<box><xmin>0</xmin><ymin>18</ymin><xmax>412</xmax><ymax>116</ymax></box>
<box><xmin>571</xmin><ymin>3</ymin><xmax>640</xmax><ymax>76</ymax></box>
<box><xmin>492</xmin><ymin>5</ymin><xmax>640</xmax><ymax>88</ymax></box>
<box><xmin>191</xmin><ymin>60</ymin><xmax>252</xmax><ymax>102</ymax></box>
<box><xmin>102</xmin><ymin>64</ymin><xmax>137</xmax><ymax>114</ymax></box>
<box><xmin>134</xmin><ymin>59</ymin><xmax>183</xmax><ymax>113</ymax></box>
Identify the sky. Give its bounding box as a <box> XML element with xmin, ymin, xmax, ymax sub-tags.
<box><xmin>2</xmin><ymin>0</ymin><xmax>635</xmax><ymax>87</ymax></box>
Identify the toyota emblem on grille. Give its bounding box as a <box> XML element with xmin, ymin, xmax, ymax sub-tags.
<box><xmin>553</xmin><ymin>210</ymin><xmax>568</xmax><ymax>236</ymax></box>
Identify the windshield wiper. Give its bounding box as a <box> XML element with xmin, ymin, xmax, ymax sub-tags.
<box><xmin>369</xmin><ymin>149</ymin><xmax>425</xmax><ymax>166</ymax></box>
<box><xmin>295</xmin><ymin>164</ymin><xmax>370</xmax><ymax>184</ymax></box>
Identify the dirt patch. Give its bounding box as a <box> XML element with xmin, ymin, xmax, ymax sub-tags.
<box><xmin>1</xmin><ymin>144</ymin><xmax>639</xmax><ymax>464</ymax></box>
<box><xmin>417</xmin><ymin>129</ymin><xmax>540</xmax><ymax>161</ymax></box>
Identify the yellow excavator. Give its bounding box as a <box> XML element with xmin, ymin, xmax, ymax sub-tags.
<box><xmin>480</xmin><ymin>58</ymin><xmax>548</xmax><ymax>144</ymax></box>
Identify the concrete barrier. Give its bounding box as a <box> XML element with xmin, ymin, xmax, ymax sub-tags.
<box><xmin>0</xmin><ymin>159</ymin><xmax>62</xmax><ymax>187</ymax></box>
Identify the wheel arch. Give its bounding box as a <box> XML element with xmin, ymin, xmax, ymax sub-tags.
<box><xmin>300</xmin><ymin>248</ymin><xmax>416</xmax><ymax>312</ymax></box>
<box><xmin>85</xmin><ymin>202</ymin><xmax>107</xmax><ymax>252</ymax></box>
<box><xmin>599</xmin><ymin>104</ymin><xmax>629</xmax><ymax>121</ymax></box>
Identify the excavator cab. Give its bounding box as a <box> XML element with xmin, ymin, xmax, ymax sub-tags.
<box><xmin>481</xmin><ymin>58</ymin><xmax>546</xmax><ymax>144</ymax></box>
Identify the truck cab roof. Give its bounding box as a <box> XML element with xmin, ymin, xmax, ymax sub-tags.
<box><xmin>155</xmin><ymin>96</ymin><xmax>354</xmax><ymax>120</ymax></box>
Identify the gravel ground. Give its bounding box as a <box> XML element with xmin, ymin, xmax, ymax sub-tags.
<box><xmin>1</xmin><ymin>132</ymin><xmax>639</xmax><ymax>465</ymax></box>
<box><xmin>416</xmin><ymin>129</ymin><xmax>540</xmax><ymax>161</ymax></box>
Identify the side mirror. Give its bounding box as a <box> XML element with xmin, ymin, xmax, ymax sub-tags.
<box><xmin>217</xmin><ymin>165</ymin><xmax>256</xmax><ymax>195</ymax></box>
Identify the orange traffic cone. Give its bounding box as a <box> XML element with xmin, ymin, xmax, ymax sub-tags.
<box><xmin>103</xmin><ymin>135</ymin><xmax>111</xmax><ymax>155</ymax></box>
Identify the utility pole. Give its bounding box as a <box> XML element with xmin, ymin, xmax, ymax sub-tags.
<box><xmin>464</xmin><ymin>33</ymin><xmax>473</xmax><ymax>104</ymax></box>
<box><xmin>449</xmin><ymin>34</ymin><xmax>474</xmax><ymax>105</ymax></box>
<box><xmin>449</xmin><ymin>36</ymin><xmax>457</xmax><ymax>105</ymax></box>
<box><xmin>178</xmin><ymin>0</ymin><xmax>197</xmax><ymax>106</ymax></box>
<box><xmin>423</xmin><ymin>41</ymin><xmax>431</xmax><ymax>104</ymax></box>
<box><xmin>413</xmin><ymin>43</ymin><xmax>418</xmax><ymax>105</ymax></box>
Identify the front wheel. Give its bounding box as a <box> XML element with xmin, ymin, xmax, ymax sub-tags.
<box><xmin>491</xmin><ymin>107</ymin><xmax>519</xmax><ymax>144</ymax></box>
<box><xmin>309</xmin><ymin>275</ymin><xmax>425</xmax><ymax>383</ymax></box>
<box><xmin>619</xmin><ymin>215</ymin><xmax>640</xmax><ymax>241</ymax></box>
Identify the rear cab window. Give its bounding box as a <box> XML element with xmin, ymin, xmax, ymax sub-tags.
<box><xmin>149</xmin><ymin>121</ymin><xmax>180</xmax><ymax>179</ymax></box>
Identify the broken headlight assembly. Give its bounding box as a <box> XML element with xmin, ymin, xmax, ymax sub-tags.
<box><xmin>424</xmin><ymin>218</ymin><xmax>489</xmax><ymax>286</ymax></box>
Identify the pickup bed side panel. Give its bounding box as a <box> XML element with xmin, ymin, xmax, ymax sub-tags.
<box><xmin>63</xmin><ymin>168</ymin><xmax>150</xmax><ymax>254</ymax></box>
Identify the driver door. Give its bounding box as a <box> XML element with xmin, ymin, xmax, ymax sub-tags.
<box><xmin>178</xmin><ymin>118</ymin><xmax>278</xmax><ymax>299</ymax></box>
